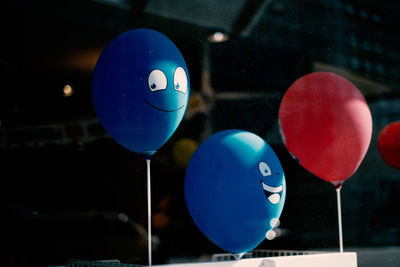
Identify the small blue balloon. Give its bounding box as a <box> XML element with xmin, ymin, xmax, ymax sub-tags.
<box><xmin>184</xmin><ymin>130</ymin><xmax>286</xmax><ymax>254</ymax></box>
<box><xmin>92</xmin><ymin>28</ymin><xmax>190</xmax><ymax>157</ymax></box>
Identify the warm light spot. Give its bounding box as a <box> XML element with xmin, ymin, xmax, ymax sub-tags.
<box><xmin>63</xmin><ymin>84</ymin><xmax>73</xmax><ymax>97</ymax></box>
<box><xmin>56</xmin><ymin>47</ymin><xmax>103</xmax><ymax>73</ymax></box>
<box><xmin>173</xmin><ymin>138</ymin><xmax>199</xmax><ymax>168</ymax></box>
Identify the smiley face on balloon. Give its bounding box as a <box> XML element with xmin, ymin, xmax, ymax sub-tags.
<box><xmin>184</xmin><ymin>130</ymin><xmax>286</xmax><ymax>254</ymax></box>
<box><xmin>259</xmin><ymin>161</ymin><xmax>284</xmax><ymax>205</ymax></box>
<box><xmin>146</xmin><ymin>66</ymin><xmax>188</xmax><ymax>111</ymax></box>
<box><xmin>92</xmin><ymin>29</ymin><xmax>190</xmax><ymax>157</ymax></box>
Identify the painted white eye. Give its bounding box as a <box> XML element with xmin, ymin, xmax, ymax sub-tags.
<box><xmin>259</xmin><ymin>161</ymin><xmax>271</xmax><ymax>177</ymax></box>
<box><xmin>148</xmin><ymin>69</ymin><xmax>167</xmax><ymax>92</ymax></box>
<box><xmin>173</xmin><ymin>67</ymin><xmax>187</xmax><ymax>94</ymax></box>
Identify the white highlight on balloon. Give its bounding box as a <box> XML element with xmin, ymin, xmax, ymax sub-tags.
<box><xmin>266</xmin><ymin>230</ymin><xmax>276</xmax><ymax>240</ymax></box>
<box><xmin>270</xmin><ymin>218</ymin><xmax>280</xmax><ymax>228</ymax></box>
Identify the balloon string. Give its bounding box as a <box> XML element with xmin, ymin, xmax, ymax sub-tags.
<box><xmin>146</xmin><ymin>159</ymin><xmax>152</xmax><ymax>266</ymax></box>
<box><xmin>336</xmin><ymin>185</ymin><xmax>343</xmax><ymax>253</ymax></box>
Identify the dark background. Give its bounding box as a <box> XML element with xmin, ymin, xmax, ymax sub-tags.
<box><xmin>0</xmin><ymin>0</ymin><xmax>399</xmax><ymax>266</ymax></box>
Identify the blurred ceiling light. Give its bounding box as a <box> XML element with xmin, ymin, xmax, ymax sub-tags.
<box><xmin>63</xmin><ymin>84</ymin><xmax>74</xmax><ymax>97</ymax></box>
<box><xmin>208</xmin><ymin>31</ymin><xmax>229</xmax><ymax>43</ymax></box>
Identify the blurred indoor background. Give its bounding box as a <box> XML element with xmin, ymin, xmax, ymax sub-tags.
<box><xmin>1</xmin><ymin>0</ymin><xmax>399</xmax><ymax>266</ymax></box>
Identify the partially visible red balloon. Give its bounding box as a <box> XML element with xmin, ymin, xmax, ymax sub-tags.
<box><xmin>278</xmin><ymin>72</ymin><xmax>372</xmax><ymax>184</ymax></box>
<box><xmin>378</xmin><ymin>121</ymin><xmax>400</xmax><ymax>169</ymax></box>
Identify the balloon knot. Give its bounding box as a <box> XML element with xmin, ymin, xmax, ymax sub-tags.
<box><xmin>333</xmin><ymin>182</ymin><xmax>343</xmax><ymax>189</ymax></box>
<box><xmin>141</xmin><ymin>153</ymin><xmax>154</xmax><ymax>160</ymax></box>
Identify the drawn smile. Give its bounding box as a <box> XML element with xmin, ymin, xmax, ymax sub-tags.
<box><xmin>144</xmin><ymin>99</ymin><xmax>185</xmax><ymax>112</ymax></box>
<box><xmin>260</xmin><ymin>180</ymin><xmax>283</xmax><ymax>204</ymax></box>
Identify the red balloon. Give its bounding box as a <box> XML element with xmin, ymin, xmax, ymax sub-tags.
<box><xmin>278</xmin><ymin>72</ymin><xmax>372</xmax><ymax>184</ymax></box>
<box><xmin>378</xmin><ymin>121</ymin><xmax>400</xmax><ymax>169</ymax></box>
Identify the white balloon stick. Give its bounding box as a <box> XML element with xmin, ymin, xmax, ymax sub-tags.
<box><xmin>146</xmin><ymin>159</ymin><xmax>152</xmax><ymax>266</ymax></box>
<box><xmin>336</xmin><ymin>185</ymin><xmax>343</xmax><ymax>253</ymax></box>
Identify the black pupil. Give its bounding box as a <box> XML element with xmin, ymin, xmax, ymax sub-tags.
<box><xmin>151</xmin><ymin>83</ymin><xmax>156</xmax><ymax>89</ymax></box>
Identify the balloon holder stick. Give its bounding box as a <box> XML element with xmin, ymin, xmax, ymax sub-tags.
<box><xmin>233</xmin><ymin>253</ymin><xmax>246</xmax><ymax>261</ymax></box>
<box><xmin>146</xmin><ymin>159</ymin><xmax>152</xmax><ymax>266</ymax></box>
<box><xmin>335</xmin><ymin>183</ymin><xmax>343</xmax><ymax>253</ymax></box>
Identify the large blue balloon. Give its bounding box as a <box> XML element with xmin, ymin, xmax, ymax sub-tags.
<box><xmin>184</xmin><ymin>130</ymin><xmax>286</xmax><ymax>254</ymax></box>
<box><xmin>92</xmin><ymin>28</ymin><xmax>190</xmax><ymax>157</ymax></box>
